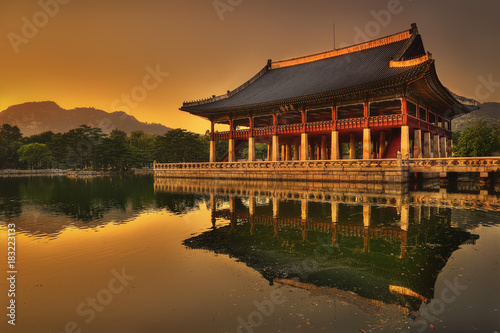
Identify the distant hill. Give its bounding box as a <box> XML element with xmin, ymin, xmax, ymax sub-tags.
<box><xmin>0</xmin><ymin>101</ymin><xmax>171</xmax><ymax>136</ymax></box>
<box><xmin>453</xmin><ymin>102</ymin><xmax>500</xmax><ymax>132</ymax></box>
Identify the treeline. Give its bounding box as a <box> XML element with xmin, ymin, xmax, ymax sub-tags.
<box><xmin>453</xmin><ymin>121</ymin><xmax>500</xmax><ymax>157</ymax></box>
<box><xmin>0</xmin><ymin>124</ymin><xmax>223</xmax><ymax>171</ymax></box>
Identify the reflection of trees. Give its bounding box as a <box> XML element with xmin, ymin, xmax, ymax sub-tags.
<box><xmin>0</xmin><ymin>178</ymin><xmax>22</xmax><ymax>219</ymax></box>
<box><xmin>155</xmin><ymin>192</ymin><xmax>205</xmax><ymax>215</ymax></box>
<box><xmin>0</xmin><ymin>176</ymin><xmax>158</xmax><ymax>223</ymax></box>
<box><xmin>0</xmin><ymin>176</ymin><xmax>208</xmax><ymax>229</ymax></box>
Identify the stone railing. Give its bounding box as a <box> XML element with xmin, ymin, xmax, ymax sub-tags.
<box><xmin>154</xmin><ymin>158</ymin><xmax>409</xmax><ymax>171</ymax></box>
<box><xmin>409</xmin><ymin>157</ymin><xmax>500</xmax><ymax>173</ymax></box>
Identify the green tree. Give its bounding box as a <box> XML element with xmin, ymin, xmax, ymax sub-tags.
<box><xmin>0</xmin><ymin>124</ymin><xmax>23</xmax><ymax>169</ymax></box>
<box><xmin>18</xmin><ymin>143</ymin><xmax>53</xmax><ymax>169</ymax></box>
<box><xmin>92</xmin><ymin>130</ymin><xmax>137</xmax><ymax>171</ymax></box>
<box><xmin>63</xmin><ymin>125</ymin><xmax>104</xmax><ymax>169</ymax></box>
<box><xmin>454</xmin><ymin>121</ymin><xmax>499</xmax><ymax>157</ymax></box>
<box><xmin>128</xmin><ymin>130</ymin><xmax>156</xmax><ymax>165</ymax></box>
<box><xmin>154</xmin><ymin>129</ymin><xmax>208</xmax><ymax>163</ymax></box>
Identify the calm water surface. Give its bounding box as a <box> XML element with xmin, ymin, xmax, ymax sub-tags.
<box><xmin>0</xmin><ymin>176</ymin><xmax>499</xmax><ymax>332</ymax></box>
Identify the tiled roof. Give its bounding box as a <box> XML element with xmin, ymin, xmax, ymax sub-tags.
<box><xmin>180</xmin><ymin>24</ymin><xmax>475</xmax><ymax>117</ymax></box>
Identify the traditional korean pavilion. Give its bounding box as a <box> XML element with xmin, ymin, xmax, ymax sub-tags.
<box><xmin>180</xmin><ymin>23</ymin><xmax>478</xmax><ymax>163</ymax></box>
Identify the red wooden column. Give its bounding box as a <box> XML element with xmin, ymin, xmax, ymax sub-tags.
<box><xmin>209</xmin><ymin>120</ymin><xmax>216</xmax><ymax>162</ymax></box>
<box><xmin>402</xmin><ymin>97</ymin><xmax>408</xmax><ymax>125</ymax></box>
<box><xmin>401</xmin><ymin>97</ymin><xmax>410</xmax><ymax>158</ymax></box>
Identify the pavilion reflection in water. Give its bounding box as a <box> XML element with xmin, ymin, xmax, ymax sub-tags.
<box><xmin>154</xmin><ymin>178</ymin><xmax>480</xmax><ymax>311</ymax></box>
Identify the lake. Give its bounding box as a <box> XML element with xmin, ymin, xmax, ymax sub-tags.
<box><xmin>0</xmin><ymin>175</ymin><xmax>499</xmax><ymax>332</ymax></box>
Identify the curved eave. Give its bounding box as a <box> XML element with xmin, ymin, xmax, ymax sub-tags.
<box><xmin>180</xmin><ymin>61</ymin><xmax>432</xmax><ymax>119</ymax></box>
<box><xmin>409</xmin><ymin>61</ymin><xmax>477</xmax><ymax>118</ymax></box>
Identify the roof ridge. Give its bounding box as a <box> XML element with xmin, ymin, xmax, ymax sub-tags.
<box><xmin>271</xmin><ymin>24</ymin><xmax>417</xmax><ymax>70</ymax></box>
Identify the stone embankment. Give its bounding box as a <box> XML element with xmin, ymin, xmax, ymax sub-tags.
<box><xmin>0</xmin><ymin>168</ymin><xmax>152</xmax><ymax>177</ymax></box>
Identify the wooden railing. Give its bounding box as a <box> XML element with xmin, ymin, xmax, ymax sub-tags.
<box><xmin>211</xmin><ymin>114</ymin><xmax>448</xmax><ymax>140</ymax></box>
<box><xmin>336</xmin><ymin>117</ymin><xmax>364</xmax><ymax>129</ymax></box>
<box><xmin>368</xmin><ymin>114</ymin><xmax>403</xmax><ymax>127</ymax></box>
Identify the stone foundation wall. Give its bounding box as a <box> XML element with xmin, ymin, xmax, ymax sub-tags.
<box><xmin>154</xmin><ymin>161</ymin><xmax>410</xmax><ymax>184</ymax></box>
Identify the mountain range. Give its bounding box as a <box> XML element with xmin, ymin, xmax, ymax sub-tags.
<box><xmin>452</xmin><ymin>102</ymin><xmax>500</xmax><ymax>132</ymax></box>
<box><xmin>0</xmin><ymin>101</ymin><xmax>171</xmax><ymax>136</ymax></box>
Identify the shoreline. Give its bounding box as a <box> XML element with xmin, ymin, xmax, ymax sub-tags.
<box><xmin>0</xmin><ymin>168</ymin><xmax>153</xmax><ymax>178</ymax></box>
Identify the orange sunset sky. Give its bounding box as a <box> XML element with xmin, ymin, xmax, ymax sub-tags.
<box><xmin>1</xmin><ymin>0</ymin><xmax>499</xmax><ymax>134</ymax></box>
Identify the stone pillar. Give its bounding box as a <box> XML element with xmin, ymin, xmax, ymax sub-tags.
<box><xmin>423</xmin><ymin>132</ymin><xmax>431</xmax><ymax>158</ymax></box>
<box><xmin>363</xmin><ymin>128</ymin><xmax>371</xmax><ymax>159</ymax></box>
<box><xmin>301</xmin><ymin>199</ymin><xmax>308</xmax><ymax>221</ymax></box>
<box><xmin>349</xmin><ymin>133</ymin><xmax>356</xmax><ymax>159</ymax></box>
<box><xmin>293</xmin><ymin>137</ymin><xmax>300</xmax><ymax>160</ymax></box>
<box><xmin>272</xmin><ymin>198</ymin><xmax>279</xmax><ymax>218</ymax></box>
<box><xmin>414</xmin><ymin>205</ymin><xmax>421</xmax><ymax>224</ymax></box>
<box><xmin>281</xmin><ymin>144</ymin><xmax>285</xmax><ymax>161</ymax></box>
<box><xmin>447</xmin><ymin>138</ymin><xmax>453</xmax><ymax>157</ymax></box>
<box><xmin>272</xmin><ymin>135</ymin><xmax>280</xmax><ymax>161</ymax></box>
<box><xmin>400</xmin><ymin>125</ymin><xmax>410</xmax><ymax>158</ymax></box>
<box><xmin>331</xmin><ymin>202</ymin><xmax>339</xmax><ymax>223</ymax></box>
<box><xmin>321</xmin><ymin>135</ymin><xmax>327</xmax><ymax>160</ymax></box>
<box><xmin>414</xmin><ymin>129</ymin><xmax>422</xmax><ymax>158</ymax></box>
<box><xmin>433</xmin><ymin>134</ymin><xmax>440</xmax><ymax>158</ymax></box>
<box><xmin>248</xmin><ymin>137</ymin><xmax>255</xmax><ymax>162</ymax></box>
<box><xmin>379</xmin><ymin>130</ymin><xmax>386</xmax><ymax>158</ymax></box>
<box><xmin>229</xmin><ymin>196</ymin><xmax>236</xmax><ymax>213</ymax></box>
<box><xmin>301</xmin><ymin>133</ymin><xmax>309</xmax><ymax>160</ymax></box>
<box><xmin>267</xmin><ymin>142</ymin><xmax>272</xmax><ymax>161</ymax></box>
<box><xmin>400</xmin><ymin>204</ymin><xmax>409</xmax><ymax>231</ymax></box>
<box><xmin>209</xmin><ymin>140</ymin><xmax>216</xmax><ymax>162</ymax></box>
<box><xmin>249</xmin><ymin>196</ymin><xmax>256</xmax><ymax>216</ymax></box>
<box><xmin>210</xmin><ymin>194</ymin><xmax>216</xmax><ymax>228</ymax></box>
<box><xmin>440</xmin><ymin>137</ymin><xmax>447</xmax><ymax>158</ymax></box>
<box><xmin>285</xmin><ymin>144</ymin><xmax>291</xmax><ymax>161</ymax></box>
<box><xmin>331</xmin><ymin>131</ymin><xmax>340</xmax><ymax>160</ymax></box>
<box><xmin>363</xmin><ymin>204</ymin><xmax>371</xmax><ymax>227</ymax></box>
<box><xmin>228</xmin><ymin>138</ymin><xmax>235</xmax><ymax>162</ymax></box>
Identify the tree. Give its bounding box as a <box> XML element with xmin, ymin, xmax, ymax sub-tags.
<box><xmin>0</xmin><ymin>124</ymin><xmax>23</xmax><ymax>169</ymax></box>
<box><xmin>63</xmin><ymin>125</ymin><xmax>104</xmax><ymax>169</ymax></box>
<box><xmin>0</xmin><ymin>124</ymin><xmax>22</xmax><ymax>142</ymax></box>
<box><xmin>154</xmin><ymin>129</ymin><xmax>208</xmax><ymax>163</ymax></box>
<box><xmin>18</xmin><ymin>143</ymin><xmax>53</xmax><ymax>169</ymax></box>
<box><xmin>128</xmin><ymin>130</ymin><xmax>156</xmax><ymax>165</ymax></box>
<box><xmin>454</xmin><ymin>121</ymin><xmax>499</xmax><ymax>157</ymax></box>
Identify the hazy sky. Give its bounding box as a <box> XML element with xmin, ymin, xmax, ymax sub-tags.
<box><xmin>1</xmin><ymin>0</ymin><xmax>499</xmax><ymax>134</ymax></box>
